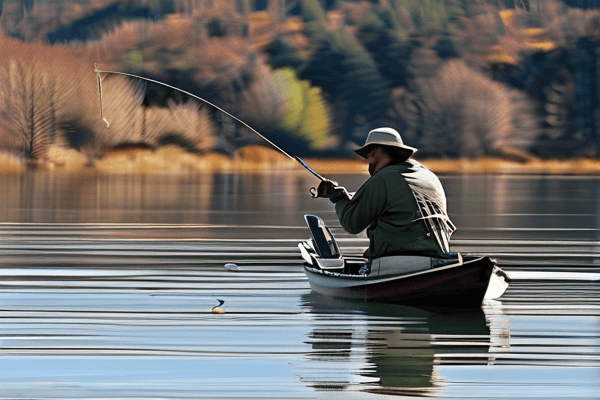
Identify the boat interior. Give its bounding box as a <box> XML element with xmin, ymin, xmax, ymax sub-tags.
<box><xmin>300</xmin><ymin>215</ymin><xmax>464</xmax><ymax>277</ymax></box>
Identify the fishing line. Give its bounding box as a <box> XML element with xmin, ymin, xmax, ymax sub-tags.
<box><xmin>94</xmin><ymin>64</ymin><xmax>110</xmax><ymax>128</ymax></box>
<box><xmin>93</xmin><ymin>64</ymin><xmax>293</xmax><ymax>160</ymax></box>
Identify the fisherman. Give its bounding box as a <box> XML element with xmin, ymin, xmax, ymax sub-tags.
<box><xmin>316</xmin><ymin>127</ymin><xmax>455</xmax><ymax>260</ymax></box>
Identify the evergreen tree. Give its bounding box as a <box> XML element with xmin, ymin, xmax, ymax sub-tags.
<box><xmin>300</xmin><ymin>29</ymin><xmax>390</xmax><ymax>144</ymax></box>
<box><xmin>254</xmin><ymin>0</ymin><xmax>268</xmax><ymax>10</ymax></box>
<box><xmin>563</xmin><ymin>0</ymin><xmax>600</xmax><ymax>8</ymax></box>
<box><xmin>265</xmin><ymin>37</ymin><xmax>305</xmax><ymax>69</ymax></box>
<box><xmin>357</xmin><ymin>9</ymin><xmax>411</xmax><ymax>87</ymax></box>
<box><xmin>299</xmin><ymin>0</ymin><xmax>327</xmax><ymax>22</ymax></box>
<box><xmin>318</xmin><ymin>0</ymin><xmax>338</xmax><ymax>10</ymax></box>
<box><xmin>401</xmin><ymin>0</ymin><xmax>465</xmax><ymax>32</ymax></box>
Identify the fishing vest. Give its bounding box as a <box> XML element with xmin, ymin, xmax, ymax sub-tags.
<box><xmin>401</xmin><ymin>160</ymin><xmax>456</xmax><ymax>254</ymax></box>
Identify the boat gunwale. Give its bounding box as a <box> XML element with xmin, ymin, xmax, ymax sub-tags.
<box><xmin>303</xmin><ymin>255</ymin><xmax>489</xmax><ymax>286</ymax></box>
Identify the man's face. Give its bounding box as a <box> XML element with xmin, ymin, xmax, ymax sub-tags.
<box><xmin>365</xmin><ymin>146</ymin><xmax>393</xmax><ymax>176</ymax></box>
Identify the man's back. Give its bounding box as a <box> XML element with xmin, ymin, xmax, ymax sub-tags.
<box><xmin>333</xmin><ymin>160</ymin><xmax>452</xmax><ymax>259</ymax></box>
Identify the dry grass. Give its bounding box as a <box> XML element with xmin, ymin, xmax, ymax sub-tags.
<box><xmin>301</xmin><ymin>158</ymin><xmax>367</xmax><ymax>175</ymax></box>
<box><xmin>4</xmin><ymin>144</ymin><xmax>600</xmax><ymax>176</ymax></box>
<box><xmin>94</xmin><ymin>145</ymin><xmax>298</xmax><ymax>174</ymax></box>
<box><xmin>45</xmin><ymin>145</ymin><xmax>88</xmax><ymax>171</ymax></box>
<box><xmin>91</xmin><ymin>145</ymin><xmax>600</xmax><ymax>176</ymax></box>
<box><xmin>422</xmin><ymin>157</ymin><xmax>600</xmax><ymax>175</ymax></box>
<box><xmin>0</xmin><ymin>152</ymin><xmax>26</xmax><ymax>174</ymax></box>
<box><xmin>235</xmin><ymin>145</ymin><xmax>294</xmax><ymax>166</ymax></box>
<box><xmin>95</xmin><ymin>146</ymin><xmax>186</xmax><ymax>174</ymax></box>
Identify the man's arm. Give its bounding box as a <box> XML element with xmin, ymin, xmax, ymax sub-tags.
<box><xmin>332</xmin><ymin>176</ymin><xmax>387</xmax><ymax>235</ymax></box>
<box><xmin>315</xmin><ymin>180</ymin><xmax>351</xmax><ymax>202</ymax></box>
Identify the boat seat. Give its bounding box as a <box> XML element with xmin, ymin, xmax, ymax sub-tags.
<box><xmin>315</xmin><ymin>257</ymin><xmax>345</xmax><ymax>270</ymax></box>
<box><xmin>431</xmin><ymin>252</ymin><xmax>463</xmax><ymax>267</ymax></box>
<box><xmin>370</xmin><ymin>252</ymin><xmax>463</xmax><ymax>278</ymax></box>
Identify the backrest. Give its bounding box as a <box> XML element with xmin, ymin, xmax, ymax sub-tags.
<box><xmin>304</xmin><ymin>215</ymin><xmax>341</xmax><ymax>259</ymax></box>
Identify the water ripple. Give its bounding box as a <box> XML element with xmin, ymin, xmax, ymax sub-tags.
<box><xmin>1</xmin><ymin>223</ymin><xmax>599</xmax><ymax>399</ymax></box>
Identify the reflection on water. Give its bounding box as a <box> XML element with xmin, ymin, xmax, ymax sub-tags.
<box><xmin>0</xmin><ymin>171</ymin><xmax>319</xmax><ymax>227</ymax></box>
<box><xmin>0</xmin><ymin>171</ymin><xmax>599</xmax><ymax>399</ymax></box>
<box><xmin>303</xmin><ymin>296</ymin><xmax>503</xmax><ymax>396</ymax></box>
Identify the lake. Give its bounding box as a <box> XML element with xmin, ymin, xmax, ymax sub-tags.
<box><xmin>0</xmin><ymin>170</ymin><xmax>599</xmax><ymax>399</ymax></box>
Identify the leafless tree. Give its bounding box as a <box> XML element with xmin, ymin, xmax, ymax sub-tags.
<box><xmin>162</xmin><ymin>100</ymin><xmax>216</xmax><ymax>152</ymax></box>
<box><xmin>237</xmin><ymin>60</ymin><xmax>285</xmax><ymax>138</ymax></box>
<box><xmin>402</xmin><ymin>60</ymin><xmax>539</xmax><ymax>157</ymax></box>
<box><xmin>76</xmin><ymin>74</ymin><xmax>145</xmax><ymax>160</ymax></box>
<box><xmin>0</xmin><ymin>59</ymin><xmax>59</xmax><ymax>163</ymax></box>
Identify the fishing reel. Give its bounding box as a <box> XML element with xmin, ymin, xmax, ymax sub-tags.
<box><xmin>311</xmin><ymin>180</ymin><xmax>352</xmax><ymax>201</ymax></box>
<box><xmin>310</xmin><ymin>179</ymin><xmax>338</xmax><ymax>198</ymax></box>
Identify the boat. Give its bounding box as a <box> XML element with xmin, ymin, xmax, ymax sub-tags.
<box><xmin>298</xmin><ymin>215</ymin><xmax>510</xmax><ymax>308</ymax></box>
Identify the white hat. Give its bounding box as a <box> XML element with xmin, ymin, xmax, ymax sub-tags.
<box><xmin>354</xmin><ymin>127</ymin><xmax>417</xmax><ymax>159</ymax></box>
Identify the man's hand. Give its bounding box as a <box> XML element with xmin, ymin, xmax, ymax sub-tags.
<box><xmin>313</xmin><ymin>179</ymin><xmax>351</xmax><ymax>202</ymax></box>
<box><xmin>316</xmin><ymin>179</ymin><xmax>338</xmax><ymax>198</ymax></box>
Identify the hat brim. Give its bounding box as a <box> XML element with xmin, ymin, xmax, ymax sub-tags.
<box><xmin>354</xmin><ymin>143</ymin><xmax>417</xmax><ymax>159</ymax></box>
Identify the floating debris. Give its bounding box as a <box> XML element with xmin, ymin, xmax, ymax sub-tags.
<box><xmin>212</xmin><ymin>299</ymin><xmax>226</xmax><ymax>314</ymax></box>
<box><xmin>224</xmin><ymin>263</ymin><xmax>239</xmax><ymax>271</ymax></box>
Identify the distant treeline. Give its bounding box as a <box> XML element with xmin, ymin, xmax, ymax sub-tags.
<box><xmin>2</xmin><ymin>0</ymin><xmax>600</xmax><ymax>166</ymax></box>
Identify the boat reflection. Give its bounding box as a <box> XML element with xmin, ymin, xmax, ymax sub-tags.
<box><xmin>301</xmin><ymin>294</ymin><xmax>511</xmax><ymax>395</ymax></box>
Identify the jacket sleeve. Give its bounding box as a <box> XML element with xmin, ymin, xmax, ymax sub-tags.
<box><xmin>332</xmin><ymin>175</ymin><xmax>387</xmax><ymax>234</ymax></box>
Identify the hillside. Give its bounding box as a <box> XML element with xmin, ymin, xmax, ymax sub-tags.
<box><xmin>2</xmin><ymin>0</ymin><xmax>600</xmax><ymax>172</ymax></box>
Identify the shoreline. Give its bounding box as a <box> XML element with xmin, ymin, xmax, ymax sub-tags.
<box><xmin>2</xmin><ymin>146</ymin><xmax>600</xmax><ymax>175</ymax></box>
<box><xmin>304</xmin><ymin>157</ymin><xmax>600</xmax><ymax>176</ymax></box>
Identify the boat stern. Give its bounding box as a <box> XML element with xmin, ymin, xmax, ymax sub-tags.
<box><xmin>483</xmin><ymin>265</ymin><xmax>510</xmax><ymax>300</ymax></box>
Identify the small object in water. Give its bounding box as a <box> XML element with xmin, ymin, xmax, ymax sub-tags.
<box><xmin>212</xmin><ymin>299</ymin><xmax>226</xmax><ymax>314</ymax></box>
<box><xmin>224</xmin><ymin>263</ymin><xmax>239</xmax><ymax>271</ymax></box>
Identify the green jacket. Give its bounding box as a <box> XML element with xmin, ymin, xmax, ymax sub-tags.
<box><xmin>330</xmin><ymin>160</ymin><xmax>451</xmax><ymax>259</ymax></box>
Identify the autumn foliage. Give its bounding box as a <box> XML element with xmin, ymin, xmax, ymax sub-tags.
<box><xmin>2</xmin><ymin>0</ymin><xmax>600</xmax><ymax>172</ymax></box>
<box><xmin>0</xmin><ymin>30</ymin><xmax>218</xmax><ymax>167</ymax></box>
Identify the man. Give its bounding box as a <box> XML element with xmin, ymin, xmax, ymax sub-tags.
<box><xmin>317</xmin><ymin>127</ymin><xmax>455</xmax><ymax>260</ymax></box>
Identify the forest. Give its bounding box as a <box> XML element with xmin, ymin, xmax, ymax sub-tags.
<box><xmin>2</xmin><ymin>0</ymin><xmax>600</xmax><ymax>170</ymax></box>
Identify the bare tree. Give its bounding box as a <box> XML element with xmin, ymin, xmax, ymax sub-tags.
<box><xmin>0</xmin><ymin>59</ymin><xmax>59</xmax><ymax>163</ymax></box>
<box><xmin>74</xmin><ymin>74</ymin><xmax>145</xmax><ymax>162</ymax></box>
<box><xmin>136</xmin><ymin>101</ymin><xmax>215</xmax><ymax>153</ymax></box>
<box><xmin>163</xmin><ymin>100</ymin><xmax>216</xmax><ymax>152</ymax></box>
<box><xmin>404</xmin><ymin>60</ymin><xmax>539</xmax><ymax>157</ymax></box>
<box><xmin>237</xmin><ymin>60</ymin><xmax>285</xmax><ymax>138</ymax></box>
<box><xmin>94</xmin><ymin>75</ymin><xmax>146</xmax><ymax>146</ymax></box>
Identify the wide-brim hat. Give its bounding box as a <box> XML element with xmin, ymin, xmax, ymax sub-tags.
<box><xmin>354</xmin><ymin>127</ymin><xmax>417</xmax><ymax>159</ymax></box>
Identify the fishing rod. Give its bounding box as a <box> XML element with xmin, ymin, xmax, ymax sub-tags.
<box><xmin>94</xmin><ymin>64</ymin><xmax>329</xmax><ymax>188</ymax></box>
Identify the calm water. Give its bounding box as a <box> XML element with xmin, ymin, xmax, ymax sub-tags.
<box><xmin>0</xmin><ymin>171</ymin><xmax>599</xmax><ymax>399</ymax></box>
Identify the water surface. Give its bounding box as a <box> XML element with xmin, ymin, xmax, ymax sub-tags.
<box><xmin>0</xmin><ymin>171</ymin><xmax>599</xmax><ymax>399</ymax></box>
